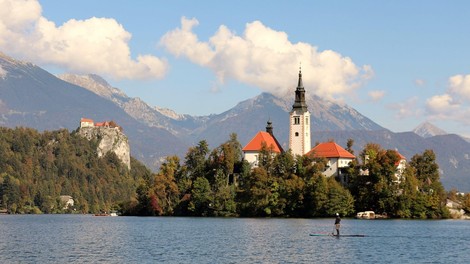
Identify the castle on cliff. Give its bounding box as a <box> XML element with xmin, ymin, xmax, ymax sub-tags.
<box><xmin>78</xmin><ymin>117</ymin><xmax>130</xmax><ymax>169</ymax></box>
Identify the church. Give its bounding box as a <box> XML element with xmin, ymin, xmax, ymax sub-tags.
<box><xmin>242</xmin><ymin>68</ymin><xmax>356</xmax><ymax>179</ymax></box>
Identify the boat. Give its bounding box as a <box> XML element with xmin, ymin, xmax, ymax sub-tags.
<box><xmin>356</xmin><ymin>211</ymin><xmax>375</xmax><ymax>219</ymax></box>
<box><xmin>94</xmin><ymin>211</ymin><xmax>118</xmax><ymax>216</ymax></box>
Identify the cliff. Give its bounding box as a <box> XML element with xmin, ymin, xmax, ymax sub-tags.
<box><xmin>78</xmin><ymin>126</ymin><xmax>131</xmax><ymax>169</ymax></box>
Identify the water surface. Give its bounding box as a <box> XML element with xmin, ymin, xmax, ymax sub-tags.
<box><xmin>0</xmin><ymin>215</ymin><xmax>468</xmax><ymax>263</ymax></box>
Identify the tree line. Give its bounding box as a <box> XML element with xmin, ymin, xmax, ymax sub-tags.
<box><xmin>123</xmin><ymin>134</ymin><xmax>451</xmax><ymax>219</ymax></box>
<box><xmin>0</xmin><ymin>127</ymin><xmax>455</xmax><ymax>218</ymax></box>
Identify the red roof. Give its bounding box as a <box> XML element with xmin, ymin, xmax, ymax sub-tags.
<box><xmin>242</xmin><ymin>131</ymin><xmax>283</xmax><ymax>153</ymax></box>
<box><xmin>81</xmin><ymin>118</ymin><xmax>94</xmax><ymax>123</ymax></box>
<box><xmin>95</xmin><ymin>121</ymin><xmax>110</xmax><ymax>127</ymax></box>
<box><xmin>306</xmin><ymin>142</ymin><xmax>355</xmax><ymax>159</ymax></box>
<box><xmin>393</xmin><ymin>150</ymin><xmax>406</xmax><ymax>166</ymax></box>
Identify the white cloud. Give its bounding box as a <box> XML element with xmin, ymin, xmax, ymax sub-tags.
<box><xmin>0</xmin><ymin>0</ymin><xmax>167</xmax><ymax>80</ymax></box>
<box><xmin>448</xmin><ymin>74</ymin><xmax>470</xmax><ymax>101</ymax></box>
<box><xmin>368</xmin><ymin>90</ymin><xmax>385</xmax><ymax>102</ymax></box>
<box><xmin>426</xmin><ymin>94</ymin><xmax>459</xmax><ymax>115</ymax></box>
<box><xmin>424</xmin><ymin>75</ymin><xmax>470</xmax><ymax>124</ymax></box>
<box><xmin>160</xmin><ymin>17</ymin><xmax>373</xmax><ymax>99</ymax></box>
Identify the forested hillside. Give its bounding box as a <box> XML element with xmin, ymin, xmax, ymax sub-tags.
<box><xmin>0</xmin><ymin>127</ymin><xmax>150</xmax><ymax>214</ymax></box>
<box><xmin>0</xmin><ymin>127</ymin><xmax>454</xmax><ymax>218</ymax></box>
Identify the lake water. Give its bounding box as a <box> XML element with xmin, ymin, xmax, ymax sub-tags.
<box><xmin>0</xmin><ymin>215</ymin><xmax>469</xmax><ymax>263</ymax></box>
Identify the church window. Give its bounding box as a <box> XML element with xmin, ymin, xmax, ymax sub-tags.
<box><xmin>294</xmin><ymin>116</ymin><xmax>300</xmax><ymax>125</ymax></box>
<box><xmin>295</xmin><ymin>132</ymin><xmax>299</xmax><ymax>137</ymax></box>
<box><xmin>305</xmin><ymin>117</ymin><xmax>309</xmax><ymax>125</ymax></box>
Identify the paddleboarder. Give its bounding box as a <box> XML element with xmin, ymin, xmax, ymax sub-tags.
<box><xmin>334</xmin><ymin>213</ymin><xmax>341</xmax><ymax>236</ymax></box>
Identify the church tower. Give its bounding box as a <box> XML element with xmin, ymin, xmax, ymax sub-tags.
<box><xmin>289</xmin><ymin>68</ymin><xmax>311</xmax><ymax>156</ymax></box>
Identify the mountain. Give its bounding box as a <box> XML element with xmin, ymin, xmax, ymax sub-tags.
<box><xmin>59</xmin><ymin>72</ymin><xmax>384</xmax><ymax>149</ymax></box>
<box><xmin>413</xmin><ymin>122</ymin><xmax>448</xmax><ymax>138</ymax></box>
<box><xmin>58</xmin><ymin>74</ymin><xmax>470</xmax><ymax>192</ymax></box>
<box><xmin>0</xmin><ymin>52</ymin><xmax>189</xmax><ymax>169</ymax></box>
<box><xmin>184</xmin><ymin>92</ymin><xmax>385</xmax><ymax>150</ymax></box>
<box><xmin>2</xmin><ymin>52</ymin><xmax>470</xmax><ymax>191</ymax></box>
<box><xmin>58</xmin><ymin>73</ymin><xmax>209</xmax><ymax>140</ymax></box>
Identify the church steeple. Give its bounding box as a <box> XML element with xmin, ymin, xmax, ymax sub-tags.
<box><xmin>266</xmin><ymin>120</ymin><xmax>273</xmax><ymax>136</ymax></box>
<box><xmin>292</xmin><ymin>67</ymin><xmax>308</xmax><ymax>111</ymax></box>
<box><xmin>289</xmin><ymin>66</ymin><xmax>311</xmax><ymax>156</ymax></box>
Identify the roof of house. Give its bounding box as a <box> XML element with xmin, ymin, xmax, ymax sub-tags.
<box><xmin>81</xmin><ymin>117</ymin><xmax>94</xmax><ymax>123</ymax></box>
<box><xmin>306</xmin><ymin>142</ymin><xmax>355</xmax><ymax>159</ymax></box>
<box><xmin>95</xmin><ymin>121</ymin><xmax>110</xmax><ymax>127</ymax></box>
<box><xmin>393</xmin><ymin>150</ymin><xmax>406</xmax><ymax>166</ymax></box>
<box><xmin>242</xmin><ymin>131</ymin><xmax>283</xmax><ymax>153</ymax></box>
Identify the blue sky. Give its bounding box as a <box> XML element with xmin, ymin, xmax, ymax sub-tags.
<box><xmin>2</xmin><ymin>1</ymin><xmax>470</xmax><ymax>137</ymax></box>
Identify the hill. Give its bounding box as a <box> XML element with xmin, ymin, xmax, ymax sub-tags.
<box><xmin>0</xmin><ymin>127</ymin><xmax>151</xmax><ymax>214</ymax></box>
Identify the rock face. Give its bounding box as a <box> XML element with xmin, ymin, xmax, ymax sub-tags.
<box><xmin>78</xmin><ymin>126</ymin><xmax>131</xmax><ymax>169</ymax></box>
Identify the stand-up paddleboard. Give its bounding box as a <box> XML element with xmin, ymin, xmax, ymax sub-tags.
<box><xmin>309</xmin><ymin>234</ymin><xmax>366</xmax><ymax>237</ymax></box>
<box><xmin>309</xmin><ymin>234</ymin><xmax>332</xmax><ymax>236</ymax></box>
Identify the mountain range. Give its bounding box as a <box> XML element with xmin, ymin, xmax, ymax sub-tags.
<box><xmin>1</xmin><ymin>52</ymin><xmax>469</xmax><ymax>192</ymax></box>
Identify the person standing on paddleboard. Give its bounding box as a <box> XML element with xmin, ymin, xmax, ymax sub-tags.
<box><xmin>334</xmin><ymin>213</ymin><xmax>341</xmax><ymax>236</ymax></box>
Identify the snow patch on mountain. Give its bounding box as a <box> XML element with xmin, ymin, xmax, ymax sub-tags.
<box><xmin>413</xmin><ymin>122</ymin><xmax>447</xmax><ymax>138</ymax></box>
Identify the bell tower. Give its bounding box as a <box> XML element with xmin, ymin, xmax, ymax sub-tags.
<box><xmin>289</xmin><ymin>68</ymin><xmax>311</xmax><ymax>156</ymax></box>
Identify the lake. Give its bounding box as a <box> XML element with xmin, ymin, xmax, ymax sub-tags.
<box><xmin>0</xmin><ymin>215</ymin><xmax>469</xmax><ymax>263</ymax></box>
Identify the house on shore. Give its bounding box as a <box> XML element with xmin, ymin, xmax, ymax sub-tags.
<box><xmin>306</xmin><ymin>142</ymin><xmax>355</xmax><ymax>183</ymax></box>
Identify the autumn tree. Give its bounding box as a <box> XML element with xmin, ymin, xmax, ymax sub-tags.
<box><xmin>153</xmin><ymin>156</ymin><xmax>181</xmax><ymax>215</ymax></box>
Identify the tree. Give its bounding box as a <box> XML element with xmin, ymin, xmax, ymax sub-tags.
<box><xmin>1</xmin><ymin>174</ymin><xmax>21</xmax><ymax>213</ymax></box>
<box><xmin>188</xmin><ymin>177</ymin><xmax>213</xmax><ymax>216</ymax></box>
<box><xmin>304</xmin><ymin>173</ymin><xmax>329</xmax><ymax>217</ymax></box>
<box><xmin>211</xmin><ymin>170</ymin><xmax>237</xmax><ymax>216</ymax></box>
<box><xmin>325</xmin><ymin>177</ymin><xmax>355</xmax><ymax>216</ymax></box>
<box><xmin>346</xmin><ymin>138</ymin><xmax>354</xmax><ymax>155</ymax></box>
<box><xmin>409</xmin><ymin>150</ymin><xmax>448</xmax><ymax>218</ymax></box>
<box><xmin>410</xmin><ymin>150</ymin><xmax>441</xmax><ymax>192</ymax></box>
<box><xmin>153</xmin><ymin>156</ymin><xmax>180</xmax><ymax>215</ymax></box>
<box><xmin>183</xmin><ymin>140</ymin><xmax>209</xmax><ymax>181</ymax></box>
<box><xmin>237</xmin><ymin>167</ymin><xmax>272</xmax><ymax>217</ymax></box>
<box><xmin>350</xmin><ymin>144</ymin><xmax>401</xmax><ymax>214</ymax></box>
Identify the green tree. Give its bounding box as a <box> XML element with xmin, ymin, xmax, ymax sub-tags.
<box><xmin>304</xmin><ymin>173</ymin><xmax>329</xmax><ymax>217</ymax></box>
<box><xmin>1</xmin><ymin>174</ymin><xmax>21</xmax><ymax>213</ymax></box>
<box><xmin>346</xmin><ymin>138</ymin><xmax>354</xmax><ymax>155</ymax></box>
<box><xmin>237</xmin><ymin>167</ymin><xmax>272</xmax><ymax>216</ymax></box>
<box><xmin>409</xmin><ymin>150</ymin><xmax>448</xmax><ymax>218</ymax></box>
<box><xmin>183</xmin><ymin>140</ymin><xmax>209</xmax><ymax>181</ymax></box>
<box><xmin>188</xmin><ymin>177</ymin><xmax>213</xmax><ymax>216</ymax></box>
<box><xmin>325</xmin><ymin>177</ymin><xmax>355</xmax><ymax>216</ymax></box>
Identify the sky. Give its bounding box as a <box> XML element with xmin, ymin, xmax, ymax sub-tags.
<box><xmin>1</xmin><ymin>0</ymin><xmax>470</xmax><ymax>137</ymax></box>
